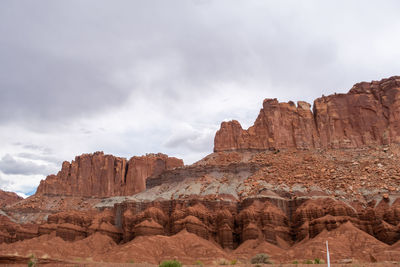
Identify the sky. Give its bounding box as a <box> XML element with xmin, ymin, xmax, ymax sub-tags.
<box><xmin>0</xmin><ymin>1</ymin><xmax>399</xmax><ymax>198</ymax></box>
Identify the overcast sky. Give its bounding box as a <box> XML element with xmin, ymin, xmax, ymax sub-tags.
<box><xmin>0</xmin><ymin>1</ymin><xmax>399</xmax><ymax>197</ymax></box>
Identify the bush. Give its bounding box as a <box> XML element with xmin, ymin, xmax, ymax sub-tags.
<box><xmin>314</xmin><ymin>258</ymin><xmax>324</xmax><ymax>264</ymax></box>
<box><xmin>28</xmin><ymin>254</ymin><xmax>37</xmax><ymax>267</ymax></box>
<box><xmin>230</xmin><ymin>259</ymin><xmax>237</xmax><ymax>265</ymax></box>
<box><xmin>251</xmin><ymin>253</ymin><xmax>272</xmax><ymax>264</ymax></box>
<box><xmin>292</xmin><ymin>260</ymin><xmax>299</xmax><ymax>264</ymax></box>
<box><xmin>159</xmin><ymin>260</ymin><xmax>182</xmax><ymax>267</ymax></box>
<box><xmin>304</xmin><ymin>259</ymin><xmax>314</xmax><ymax>264</ymax></box>
<box><xmin>194</xmin><ymin>260</ymin><xmax>203</xmax><ymax>266</ymax></box>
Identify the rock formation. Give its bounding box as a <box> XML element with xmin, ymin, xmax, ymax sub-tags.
<box><xmin>36</xmin><ymin>152</ymin><xmax>183</xmax><ymax>197</ymax></box>
<box><xmin>2</xmin><ymin>76</ymin><xmax>400</xmax><ymax>264</ymax></box>
<box><xmin>214</xmin><ymin>76</ymin><xmax>400</xmax><ymax>151</ymax></box>
<box><xmin>0</xmin><ymin>189</ymin><xmax>22</xmax><ymax>208</ymax></box>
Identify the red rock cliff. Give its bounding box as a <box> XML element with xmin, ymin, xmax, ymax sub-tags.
<box><xmin>0</xmin><ymin>190</ymin><xmax>23</xmax><ymax>208</ymax></box>
<box><xmin>36</xmin><ymin>152</ymin><xmax>183</xmax><ymax>197</ymax></box>
<box><xmin>214</xmin><ymin>76</ymin><xmax>400</xmax><ymax>151</ymax></box>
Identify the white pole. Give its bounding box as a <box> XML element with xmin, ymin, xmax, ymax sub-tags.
<box><xmin>326</xmin><ymin>241</ymin><xmax>330</xmax><ymax>267</ymax></box>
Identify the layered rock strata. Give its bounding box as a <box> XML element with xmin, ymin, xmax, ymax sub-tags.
<box><xmin>36</xmin><ymin>152</ymin><xmax>183</xmax><ymax>197</ymax></box>
<box><xmin>3</xmin><ymin>195</ymin><xmax>400</xmax><ymax>250</ymax></box>
<box><xmin>114</xmin><ymin>196</ymin><xmax>400</xmax><ymax>248</ymax></box>
<box><xmin>215</xmin><ymin>76</ymin><xmax>400</xmax><ymax>151</ymax></box>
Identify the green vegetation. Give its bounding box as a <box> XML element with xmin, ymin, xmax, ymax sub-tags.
<box><xmin>159</xmin><ymin>260</ymin><xmax>182</xmax><ymax>267</ymax></box>
<box><xmin>128</xmin><ymin>259</ymin><xmax>135</xmax><ymax>264</ymax></box>
<box><xmin>194</xmin><ymin>260</ymin><xmax>203</xmax><ymax>266</ymax></box>
<box><xmin>251</xmin><ymin>253</ymin><xmax>272</xmax><ymax>264</ymax></box>
<box><xmin>314</xmin><ymin>258</ymin><xmax>324</xmax><ymax>264</ymax></box>
<box><xmin>299</xmin><ymin>258</ymin><xmax>325</xmax><ymax>264</ymax></box>
<box><xmin>27</xmin><ymin>255</ymin><xmax>37</xmax><ymax>267</ymax></box>
<box><xmin>230</xmin><ymin>259</ymin><xmax>238</xmax><ymax>265</ymax></box>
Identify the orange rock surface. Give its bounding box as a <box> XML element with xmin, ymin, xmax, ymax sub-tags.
<box><xmin>0</xmin><ymin>189</ymin><xmax>22</xmax><ymax>208</ymax></box>
<box><xmin>36</xmin><ymin>152</ymin><xmax>183</xmax><ymax>197</ymax></box>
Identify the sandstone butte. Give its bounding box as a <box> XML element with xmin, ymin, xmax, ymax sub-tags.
<box><xmin>1</xmin><ymin>76</ymin><xmax>400</xmax><ymax>265</ymax></box>
<box><xmin>214</xmin><ymin>76</ymin><xmax>400</xmax><ymax>151</ymax></box>
<box><xmin>36</xmin><ymin>152</ymin><xmax>183</xmax><ymax>197</ymax></box>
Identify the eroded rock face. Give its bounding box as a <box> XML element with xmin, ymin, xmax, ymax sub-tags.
<box><xmin>1</xmin><ymin>194</ymin><xmax>400</xmax><ymax>260</ymax></box>
<box><xmin>214</xmin><ymin>76</ymin><xmax>400</xmax><ymax>151</ymax></box>
<box><xmin>113</xmin><ymin>196</ymin><xmax>400</xmax><ymax>248</ymax></box>
<box><xmin>0</xmin><ymin>190</ymin><xmax>23</xmax><ymax>208</ymax></box>
<box><xmin>36</xmin><ymin>152</ymin><xmax>183</xmax><ymax>197</ymax></box>
<box><xmin>37</xmin><ymin>210</ymin><xmax>122</xmax><ymax>243</ymax></box>
<box><xmin>117</xmin><ymin>200</ymin><xmax>238</xmax><ymax>249</ymax></box>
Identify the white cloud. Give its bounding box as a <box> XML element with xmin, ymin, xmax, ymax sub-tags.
<box><xmin>0</xmin><ymin>171</ymin><xmax>44</xmax><ymax>195</ymax></box>
<box><xmin>15</xmin><ymin>192</ymin><xmax>28</xmax><ymax>199</ymax></box>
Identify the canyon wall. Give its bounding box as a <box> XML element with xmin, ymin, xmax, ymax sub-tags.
<box><xmin>36</xmin><ymin>152</ymin><xmax>183</xmax><ymax>197</ymax></box>
<box><xmin>2</xmin><ymin>196</ymin><xmax>400</xmax><ymax>249</ymax></box>
<box><xmin>214</xmin><ymin>76</ymin><xmax>400</xmax><ymax>151</ymax></box>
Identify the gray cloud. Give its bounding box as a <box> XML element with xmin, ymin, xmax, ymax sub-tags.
<box><xmin>164</xmin><ymin>126</ymin><xmax>214</xmax><ymax>153</ymax></box>
<box><xmin>0</xmin><ymin>1</ymin><xmax>399</xmax><ymax>195</ymax></box>
<box><xmin>0</xmin><ymin>154</ymin><xmax>54</xmax><ymax>175</ymax></box>
<box><xmin>13</xmin><ymin>142</ymin><xmax>52</xmax><ymax>154</ymax></box>
<box><xmin>17</xmin><ymin>152</ymin><xmax>61</xmax><ymax>165</ymax></box>
<box><xmin>2</xmin><ymin>0</ymin><xmax>398</xmax><ymax>127</ymax></box>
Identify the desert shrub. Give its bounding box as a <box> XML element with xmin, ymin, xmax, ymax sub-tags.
<box><xmin>28</xmin><ymin>254</ymin><xmax>37</xmax><ymax>267</ymax></box>
<box><xmin>219</xmin><ymin>259</ymin><xmax>229</xmax><ymax>265</ymax></box>
<box><xmin>292</xmin><ymin>260</ymin><xmax>299</xmax><ymax>264</ymax></box>
<box><xmin>314</xmin><ymin>258</ymin><xmax>324</xmax><ymax>264</ymax></box>
<box><xmin>230</xmin><ymin>259</ymin><xmax>237</xmax><ymax>265</ymax></box>
<box><xmin>304</xmin><ymin>259</ymin><xmax>314</xmax><ymax>264</ymax></box>
<box><xmin>251</xmin><ymin>253</ymin><xmax>272</xmax><ymax>264</ymax></box>
<box><xmin>159</xmin><ymin>260</ymin><xmax>182</xmax><ymax>267</ymax></box>
<box><xmin>194</xmin><ymin>260</ymin><xmax>203</xmax><ymax>266</ymax></box>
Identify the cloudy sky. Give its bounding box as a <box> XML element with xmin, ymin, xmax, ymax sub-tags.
<box><xmin>0</xmin><ymin>1</ymin><xmax>399</xmax><ymax>197</ymax></box>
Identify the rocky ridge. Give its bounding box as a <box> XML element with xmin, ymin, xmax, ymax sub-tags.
<box><xmin>0</xmin><ymin>189</ymin><xmax>22</xmax><ymax>208</ymax></box>
<box><xmin>215</xmin><ymin>76</ymin><xmax>400</xmax><ymax>151</ymax></box>
<box><xmin>36</xmin><ymin>151</ymin><xmax>183</xmax><ymax>197</ymax></box>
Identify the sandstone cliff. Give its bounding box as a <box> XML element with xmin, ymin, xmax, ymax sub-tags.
<box><xmin>214</xmin><ymin>76</ymin><xmax>400</xmax><ymax>151</ymax></box>
<box><xmin>36</xmin><ymin>152</ymin><xmax>183</xmax><ymax>197</ymax></box>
